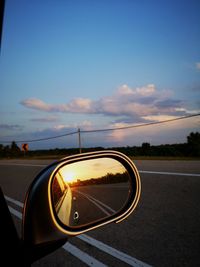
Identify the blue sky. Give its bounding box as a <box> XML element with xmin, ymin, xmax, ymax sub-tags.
<box><xmin>1</xmin><ymin>0</ymin><xmax>200</xmax><ymax>149</ymax></box>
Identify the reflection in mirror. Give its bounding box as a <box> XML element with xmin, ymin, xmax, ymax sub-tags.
<box><xmin>52</xmin><ymin>158</ymin><xmax>130</xmax><ymax>227</ymax></box>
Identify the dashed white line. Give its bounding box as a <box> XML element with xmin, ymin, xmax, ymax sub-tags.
<box><xmin>78</xmin><ymin>234</ymin><xmax>151</xmax><ymax>267</ymax></box>
<box><xmin>63</xmin><ymin>242</ymin><xmax>107</xmax><ymax>267</ymax></box>
<box><xmin>83</xmin><ymin>192</ymin><xmax>116</xmax><ymax>214</ymax></box>
<box><xmin>6</xmin><ymin>195</ymin><xmax>152</xmax><ymax>267</ymax></box>
<box><xmin>8</xmin><ymin>206</ymin><xmax>22</xmax><ymax>219</ymax></box>
<box><xmin>1</xmin><ymin>162</ymin><xmax>199</xmax><ymax>177</ymax></box>
<box><xmin>5</xmin><ymin>195</ymin><xmax>24</xmax><ymax>208</ymax></box>
<box><xmin>7</xmin><ymin>203</ymin><xmax>107</xmax><ymax>267</ymax></box>
<box><xmin>75</xmin><ymin>190</ymin><xmax>115</xmax><ymax>216</ymax></box>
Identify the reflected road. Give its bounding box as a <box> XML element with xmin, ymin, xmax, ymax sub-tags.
<box><xmin>69</xmin><ymin>183</ymin><xmax>129</xmax><ymax>226</ymax></box>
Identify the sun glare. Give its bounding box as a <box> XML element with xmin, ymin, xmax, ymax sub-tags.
<box><xmin>63</xmin><ymin>171</ymin><xmax>75</xmax><ymax>183</ymax></box>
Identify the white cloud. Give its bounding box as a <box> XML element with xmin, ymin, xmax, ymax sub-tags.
<box><xmin>96</xmin><ymin>84</ymin><xmax>183</xmax><ymax>117</ymax></box>
<box><xmin>21</xmin><ymin>97</ymin><xmax>93</xmax><ymax>113</ymax></box>
<box><xmin>142</xmin><ymin>115</ymin><xmax>180</xmax><ymax>122</ymax></box>
<box><xmin>63</xmin><ymin>98</ymin><xmax>92</xmax><ymax>113</ymax></box>
<box><xmin>196</xmin><ymin>62</ymin><xmax>200</xmax><ymax>70</ymax></box>
<box><xmin>105</xmin><ymin>114</ymin><xmax>200</xmax><ymax>146</ymax></box>
<box><xmin>0</xmin><ymin>124</ymin><xmax>23</xmax><ymax>131</ymax></box>
<box><xmin>21</xmin><ymin>84</ymin><xmax>190</xmax><ymax>123</ymax></box>
<box><xmin>52</xmin><ymin>120</ymin><xmax>93</xmax><ymax>131</ymax></box>
<box><xmin>117</xmin><ymin>84</ymin><xmax>134</xmax><ymax>95</ymax></box>
<box><xmin>31</xmin><ymin>116</ymin><xmax>58</xmax><ymax>122</ymax></box>
<box><xmin>117</xmin><ymin>84</ymin><xmax>156</xmax><ymax>96</ymax></box>
<box><xmin>53</xmin><ymin>124</ymin><xmax>68</xmax><ymax>131</ymax></box>
<box><xmin>136</xmin><ymin>84</ymin><xmax>156</xmax><ymax>96</ymax></box>
<box><xmin>21</xmin><ymin>98</ymin><xmax>52</xmax><ymax>112</ymax></box>
<box><xmin>106</xmin><ymin>122</ymin><xmax>132</xmax><ymax>142</ymax></box>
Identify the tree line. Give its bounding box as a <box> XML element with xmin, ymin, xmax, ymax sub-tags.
<box><xmin>0</xmin><ymin>132</ymin><xmax>199</xmax><ymax>158</ymax></box>
<box><xmin>70</xmin><ymin>171</ymin><xmax>129</xmax><ymax>187</ymax></box>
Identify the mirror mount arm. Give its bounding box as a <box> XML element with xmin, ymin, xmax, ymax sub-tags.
<box><xmin>22</xmin><ymin>162</ymin><xmax>70</xmax><ymax>264</ymax></box>
<box><xmin>1</xmin><ymin>186</ymin><xmax>68</xmax><ymax>266</ymax></box>
<box><xmin>22</xmin><ymin>238</ymin><xmax>68</xmax><ymax>265</ymax></box>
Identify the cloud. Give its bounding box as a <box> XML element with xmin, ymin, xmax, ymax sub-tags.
<box><xmin>142</xmin><ymin>115</ymin><xmax>181</xmax><ymax>122</ymax></box>
<box><xmin>21</xmin><ymin>98</ymin><xmax>52</xmax><ymax>112</ymax></box>
<box><xmin>105</xmin><ymin>114</ymin><xmax>200</xmax><ymax>146</ymax></box>
<box><xmin>21</xmin><ymin>84</ymin><xmax>195</xmax><ymax>123</ymax></box>
<box><xmin>52</xmin><ymin>120</ymin><xmax>93</xmax><ymax>131</ymax></box>
<box><xmin>118</xmin><ymin>84</ymin><xmax>156</xmax><ymax>96</ymax></box>
<box><xmin>66</xmin><ymin>98</ymin><xmax>93</xmax><ymax>113</ymax></box>
<box><xmin>196</xmin><ymin>62</ymin><xmax>200</xmax><ymax>70</ymax></box>
<box><xmin>16</xmin><ymin>120</ymin><xmax>94</xmax><ymax>148</ymax></box>
<box><xmin>21</xmin><ymin>98</ymin><xmax>92</xmax><ymax>113</ymax></box>
<box><xmin>0</xmin><ymin>124</ymin><xmax>22</xmax><ymax>131</ymax></box>
<box><xmin>30</xmin><ymin>116</ymin><xmax>59</xmax><ymax>122</ymax></box>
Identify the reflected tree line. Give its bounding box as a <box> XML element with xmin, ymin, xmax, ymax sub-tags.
<box><xmin>0</xmin><ymin>132</ymin><xmax>199</xmax><ymax>158</ymax></box>
<box><xmin>69</xmin><ymin>171</ymin><xmax>129</xmax><ymax>188</ymax></box>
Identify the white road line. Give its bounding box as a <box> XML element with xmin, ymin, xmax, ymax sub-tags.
<box><xmin>6</xmin><ymin>195</ymin><xmax>152</xmax><ymax>267</ymax></box>
<box><xmin>78</xmin><ymin>235</ymin><xmax>152</xmax><ymax>267</ymax></box>
<box><xmin>1</xmin><ymin>163</ymin><xmax>199</xmax><ymax>177</ymax></box>
<box><xmin>63</xmin><ymin>243</ymin><xmax>107</xmax><ymax>267</ymax></box>
<box><xmin>75</xmin><ymin>190</ymin><xmax>115</xmax><ymax>215</ymax></box>
<box><xmin>76</xmin><ymin>191</ymin><xmax>111</xmax><ymax>216</ymax></box>
<box><xmin>82</xmin><ymin>192</ymin><xmax>116</xmax><ymax>214</ymax></box>
<box><xmin>8</xmin><ymin>206</ymin><xmax>22</xmax><ymax>219</ymax></box>
<box><xmin>139</xmin><ymin>170</ymin><xmax>200</xmax><ymax>177</ymax></box>
<box><xmin>7</xmin><ymin>205</ymin><xmax>107</xmax><ymax>267</ymax></box>
<box><xmin>5</xmin><ymin>195</ymin><xmax>24</xmax><ymax>208</ymax></box>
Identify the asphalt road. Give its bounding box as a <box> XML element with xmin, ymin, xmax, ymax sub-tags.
<box><xmin>0</xmin><ymin>159</ymin><xmax>200</xmax><ymax>267</ymax></box>
<box><xmin>68</xmin><ymin>184</ymin><xmax>129</xmax><ymax>226</ymax></box>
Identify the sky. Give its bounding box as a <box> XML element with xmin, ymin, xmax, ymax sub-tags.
<box><xmin>0</xmin><ymin>0</ymin><xmax>200</xmax><ymax>149</ymax></box>
<box><xmin>59</xmin><ymin>158</ymin><xmax>126</xmax><ymax>183</ymax></box>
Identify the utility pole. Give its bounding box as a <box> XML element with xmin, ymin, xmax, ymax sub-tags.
<box><xmin>78</xmin><ymin>128</ymin><xmax>82</xmax><ymax>153</ymax></box>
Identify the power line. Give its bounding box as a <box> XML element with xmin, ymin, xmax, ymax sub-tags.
<box><xmin>0</xmin><ymin>130</ymin><xmax>78</xmax><ymax>144</ymax></box>
<box><xmin>0</xmin><ymin>113</ymin><xmax>199</xmax><ymax>144</ymax></box>
<box><xmin>81</xmin><ymin>113</ymin><xmax>200</xmax><ymax>133</ymax></box>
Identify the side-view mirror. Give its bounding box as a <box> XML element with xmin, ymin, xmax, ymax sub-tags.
<box><xmin>22</xmin><ymin>150</ymin><xmax>141</xmax><ymax>263</ymax></box>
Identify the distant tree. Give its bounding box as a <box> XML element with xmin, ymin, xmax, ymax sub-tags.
<box><xmin>141</xmin><ymin>142</ymin><xmax>151</xmax><ymax>156</ymax></box>
<box><xmin>3</xmin><ymin>145</ymin><xmax>10</xmax><ymax>157</ymax></box>
<box><xmin>10</xmin><ymin>141</ymin><xmax>21</xmax><ymax>157</ymax></box>
<box><xmin>0</xmin><ymin>144</ymin><xmax>3</xmax><ymax>157</ymax></box>
<box><xmin>187</xmin><ymin>132</ymin><xmax>200</xmax><ymax>156</ymax></box>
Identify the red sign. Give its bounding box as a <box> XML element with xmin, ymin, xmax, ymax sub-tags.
<box><xmin>22</xmin><ymin>143</ymin><xmax>28</xmax><ymax>152</ymax></box>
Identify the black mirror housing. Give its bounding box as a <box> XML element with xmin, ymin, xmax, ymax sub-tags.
<box><xmin>22</xmin><ymin>151</ymin><xmax>141</xmax><ymax>250</ymax></box>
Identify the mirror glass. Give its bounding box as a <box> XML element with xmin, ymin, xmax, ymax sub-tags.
<box><xmin>51</xmin><ymin>157</ymin><xmax>130</xmax><ymax>227</ymax></box>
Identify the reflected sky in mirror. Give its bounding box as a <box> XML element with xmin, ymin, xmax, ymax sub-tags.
<box><xmin>59</xmin><ymin>158</ymin><xmax>127</xmax><ymax>184</ymax></box>
<box><xmin>52</xmin><ymin>158</ymin><xmax>130</xmax><ymax>227</ymax></box>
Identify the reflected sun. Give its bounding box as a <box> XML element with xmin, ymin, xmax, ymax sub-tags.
<box><xmin>63</xmin><ymin>171</ymin><xmax>75</xmax><ymax>183</ymax></box>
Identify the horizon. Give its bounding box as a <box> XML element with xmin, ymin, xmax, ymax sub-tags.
<box><xmin>1</xmin><ymin>130</ymin><xmax>199</xmax><ymax>152</ymax></box>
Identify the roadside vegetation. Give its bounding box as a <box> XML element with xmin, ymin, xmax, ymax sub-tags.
<box><xmin>0</xmin><ymin>132</ymin><xmax>199</xmax><ymax>159</ymax></box>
